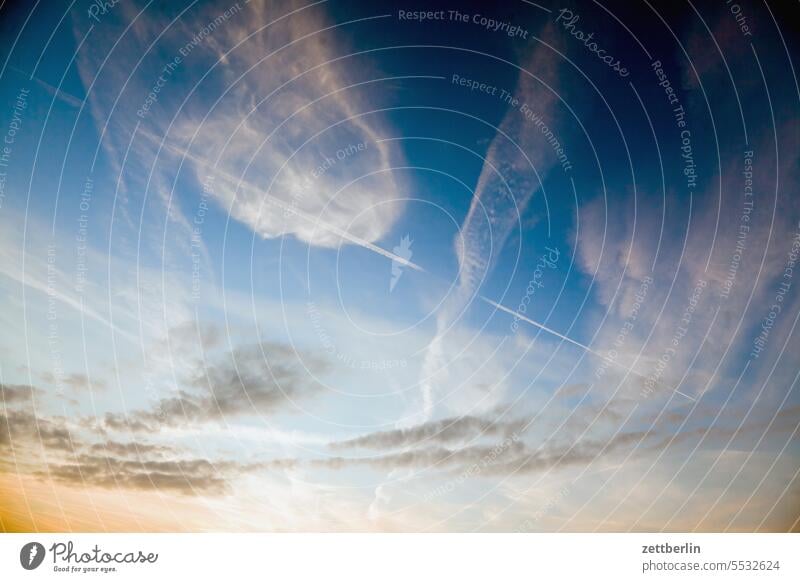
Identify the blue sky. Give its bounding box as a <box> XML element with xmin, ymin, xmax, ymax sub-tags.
<box><xmin>0</xmin><ymin>0</ymin><xmax>799</xmax><ymax>532</ymax></box>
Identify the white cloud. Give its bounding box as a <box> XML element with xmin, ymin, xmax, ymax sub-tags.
<box><xmin>168</xmin><ymin>1</ymin><xmax>406</xmax><ymax>249</ymax></box>
<box><xmin>419</xmin><ymin>27</ymin><xmax>563</xmax><ymax>419</ymax></box>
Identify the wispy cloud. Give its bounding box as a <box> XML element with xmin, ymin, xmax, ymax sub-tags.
<box><xmin>2</xmin><ymin>378</ymin><xmax>267</xmax><ymax>496</ymax></box>
<box><xmin>103</xmin><ymin>342</ymin><xmax>330</xmax><ymax>432</ymax></box>
<box><xmin>419</xmin><ymin>26</ymin><xmax>563</xmax><ymax>418</ymax></box>
<box><xmin>330</xmin><ymin>414</ymin><xmax>528</xmax><ymax>451</ymax></box>
<box><xmin>39</xmin><ymin>455</ymin><xmax>255</xmax><ymax>496</ymax></box>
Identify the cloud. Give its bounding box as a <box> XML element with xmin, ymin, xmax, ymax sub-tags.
<box><xmin>310</xmin><ymin>430</ymin><xmax>642</xmax><ymax>476</ymax></box>
<box><xmin>568</xmin><ymin>7</ymin><xmax>800</xmax><ymax>411</ymax></box>
<box><xmin>103</xmin><ymin>342</ymin><xmax>329</xmax><ymax>432</ymax></box>
<box><xmin>645</xmin><ymin>404</ymin><xmax>800</xmax><ymax>453</ymax></box>
<box><xmin>0</xmin><ymin>337</ymin><xmax>331</xmax><ymax>497</ymax></box>
<box><xmin>72</xmin><ymin>0</ymin><xmax>407</xmax><ymax>252</ymax></box>
<box><xmin>171</xmin><ymin>1</ymin><xmax>406</xmax><ymax>249</ymax></box>
<box><xmin>0</xmin><ymin>384</ymin><xmax>42</xmax><ymax>406</ymax></box>
<box><xmin>419</xmin><ymin>26</ymin><xmax>564</xmax><ymax>418</ymax></box>
<box><xmin>307</xmin><ymin>400</ymin><xmax>800</xmax><ymax>480</ymax></box>
<box><xmin>330</xmin><ymin>414</ymin><xmax>529</xmax><ymax>451</ymax></box>
<box><xmin>0</xmin><ymin>409</ymin><xmax>75</xmax><ymax>452</ymax></box>
<box><xmin>568</xmin><ymin>76</ymin><xmax>800</xmax><ymax>405</ymax></box>
<box><xmin>0</xmin><ymin>384</ymin><xmax>257</xmax><ymax>495</ymax></box>
<box><xmin>39</xmin><ymin>454</ymin><xmax>254</xmax><ymax>496</ymax></box>
<box><xmin>7</xmin><ymin>386</ymin><xmax>795</xmax><ymax>499</ymax></box>
<box><xmin>89</xmin><ymin>440</ymin><xmax>175</xmax><ymax>458</ymax></box>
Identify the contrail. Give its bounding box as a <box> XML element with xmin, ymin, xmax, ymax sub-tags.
<box><xmin>483</xmin><ymin>296</ymin><xmax>603</xmax><ymax>356</ymax></box>
<box><xmin>138</xmin><ymin>128</ymin><xmax>425</xmax><ymax>272</ymax></box>
<box><xmin>139</xmin><ymin>132</ymin><xmax>692</xmax><ymax>401</ymax></box>
<box><xmin>482</xmin><ymin>296</ymin><xmax>696</xmax><ymax>402</ymax></box>
<box><xmin>10</xmin><ymin>66</ymin><xmax>84</xmax><ymax>108</ymax></box>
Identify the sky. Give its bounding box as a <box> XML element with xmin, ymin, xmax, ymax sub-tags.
<box><xmin>0</xmin><ymin>0</ymin><xmax>799</xmax><ymax>532</ymax></box>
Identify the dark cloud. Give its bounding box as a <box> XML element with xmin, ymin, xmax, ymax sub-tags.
<box><xmin>102</xmin><ymin>412</ymin><xmax>153</xmax><ymax>433</ymax></box>
<box><xmin>312</xmin><ymin>431</ymin><xmax>646</xmax><ymax>476</ymax></box>
<box><xmin>39</xmin><ymin>455</ymin><xmax>256</xmax><ymax>495</ymax></box>
<box><xmin>330</xmin><ymin>415</ymin><xmax>529</xmax><ymax>450</ymax></box>
<box><xmin>315</xmin><ymin>403</ymin><xmax>800</xmax><ymax>478</ymax></box>
<box><xmin>0</xmin><ymin>382</ymin><xmax>255</xmax><ymax>496</ymax></box>
<box><xmin>325</xmin><ymin>395</ymin><xmax>636</xmax><ymax>459</ymax></box>
<box><xmin>192</xmin><ymin>341</ymin><xmax>325</xmax><ymax>414</ymax></box>
<box><xmin>646</xmin><ymin>406</ymin><xmax>800</xmax><ymax>453</ymax></box>
<box><xmin>6</xmin><ymin>340</ymin><xmax>335</xmax><ymax>496</ymax></box>
<box><xmin>0</xmin><ymin>383</ymin><xmax>42</xmax><ymax>405</ymax></box>
<box><xmin>104</xmin><ymin>342</ymin><xmax>329</xmax><ymax>432</ymax></box>
<box><xmin>0</xmin><ymin>409</ymin><xmax>75</xmax><ymax>452</ymax></box>
<box><xmin>317</xmin><ymin>403</ymin><xmax>633</xmax><ymax>474</ymax></box>
<box><xmin>495</xmin><ymin>431</ymin><xmax>651</xmax><ymax>476</ymax></box>
<box><xmin>89</xmin><ymin>440</ymin><xmax>175</xmax><ymax>458</ymax></box>
<box><xmin>1</xmin><ymin>404</ymin><xmax>252</xmax><ymax>495</ymax></box>
<box><xmin>317</xmin><ymin>440</ymin><xmax>527</xmax><ymax>472</ymax></box>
